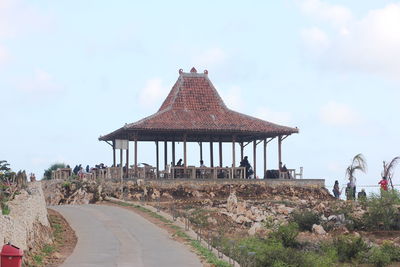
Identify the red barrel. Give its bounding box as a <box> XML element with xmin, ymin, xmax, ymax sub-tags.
<box><xmin>1</xmin><ymin>243</ymin><xmax>23</xmax><ymax>267</ymax></box>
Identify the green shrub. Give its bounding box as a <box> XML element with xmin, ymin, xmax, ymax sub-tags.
<box><xmin>334</xmin><ymin>235</ymin><xmax>368</xmax><ymax>262</ymax></box>
<box><xmin>363</xmin><ymin>190</ymin><xmax>400</xmax><ymax>230</ymax></box>
<box><xmin>381</xmin><ymin>241</ymin><xmax>400</xmax><ymax>262</ymax></box>
<box><xmin>270</xmin><ymin>222</ymin><xmax>299</xmax><ymax>248</ymax></box>
<box><xmin>62</xmin><ymin>181</ymin><xmax>71</xmax><ymax>189</ymax></box>
<box><xmin>290</xmin><ymin>210</ymin><xmax>320</xmax><ymax>231</ymax></box>
<box><xmin>1</xmin><ymin>203</ymin><xmax>10</xmax><ymax>215</ymax></box>
<box><xmin>367</xmin><ymin>247</ymin><xmax>391</xmax><ymax>267</ymax></box>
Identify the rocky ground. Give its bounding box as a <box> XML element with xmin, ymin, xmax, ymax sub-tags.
<box><xmin>41</xmin><ymin>179</ymin><xmax>399</xmax><ymax>248</ymax></box>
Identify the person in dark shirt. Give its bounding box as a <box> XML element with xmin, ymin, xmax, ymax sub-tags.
<box><xmin>357</xmin><ymin>189</ymin><xmax>367</xmax><ymax>200</ymax></box>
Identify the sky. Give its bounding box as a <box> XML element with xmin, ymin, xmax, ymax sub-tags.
<box><xmin>1</xmin><ymin>0</ymin><xmax>400</xmax><ymax>194</ymax></box>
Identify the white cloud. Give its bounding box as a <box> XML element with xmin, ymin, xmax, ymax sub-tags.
<box><xmin>301</xmin><ymin>27</ymin><xmax>330</xmax><ymax>53</ymax></box>
<box><xmin>17</xmin><ymin>68</ymin><xmax>62</xmax><ymax>94</ymax></box>
<box><xmin>138</xmin><ymin>78</ymin><xmax>168</xmax><ymax>108</ymax></box>
<box><xmin>192</xmin><ymin>47</ymin><xmax>227</xmax><ymax>68</ymax></box>
<box><xmin>300</xmin><ymin>1</ymin><xmax>400</xmax><ymax>79</ymax></box>
<box><xmin>255</xmin><ymin>107</ymin><xmax>292</xmax><ymax>125</ymax></box>
<box><xmin>299</xmin><ymin>0</ymin><xmax>352</xmax><ymax>30</ymax></box>
<box><xmin>320</xmin><ymin>101</ymin><xmax>360</xmax><ymax>126</ymax></box>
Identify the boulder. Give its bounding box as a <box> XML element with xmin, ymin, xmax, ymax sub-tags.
<box><xmin>248</xmin><ymin>222</ymin><xmax>263</xmax><ymax>236</ymax></box>
<box><xmin>236</xmin><ymin>201</ymin><xmax>247</xmax><ymax>215</ymax></box>
<box><xmin>207</xmin><ymin>217</ymin><xmax>218</xmax><ymax>225</ymax></box>
<box><xmin>227</xmin><ymin>192</ymin><xmax>238</xmax><ymax>212</ymax></box>
<box><xmin>312</xmin><ymin>224</ymin><xmax>326</xmax><ymax>235</ymax></box>
<box><xmin>235</xmin><ymin>215</ymin><xmax>252</xmax><ymax>224</ymax></box>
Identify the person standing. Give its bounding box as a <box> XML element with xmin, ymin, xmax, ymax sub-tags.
<box><xmin>379</xmin><ymin>177</ymin><xmax>388</xmax><ymax>192</ymax></box>
<box><xmin>333</xmin><ymin>180</ymin><xmax>341</xmax><ymax>199</ymax></box>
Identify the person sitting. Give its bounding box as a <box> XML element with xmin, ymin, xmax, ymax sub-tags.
<box><xmin>176</xmin><ymin>159</ymin><xmax>183</xmax><ymax>166</ymax></box>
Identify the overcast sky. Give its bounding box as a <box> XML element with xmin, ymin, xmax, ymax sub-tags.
<box><xmin>1</xmin><ymin>0</ymin><xmax>400</xmax><ymax>192</ymax></box>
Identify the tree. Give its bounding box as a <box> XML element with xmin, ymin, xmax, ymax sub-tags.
<box><xmin>382</xmin><ymin>156</ymin><xmax>400</xmax><ymax>190</ymax></box>
<box><xmin>346</xmin><ymin>153</ymin><xmax>367</xmax><ymax>185</ymax></box>
<box><xmin>43</xmin><ymin>163</ymin><xmax>66</xmax><ymax>180</ymax></box>
<box><xmin>0</xmin><ymin>160</ymin><xmax>15</xmax><ymax>182</ymax></box>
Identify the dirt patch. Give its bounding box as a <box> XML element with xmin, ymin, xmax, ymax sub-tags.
<box><xmin>44</xmin><ymin>209</ymin><xmax>77</xmax><ymax>267</ymax></box>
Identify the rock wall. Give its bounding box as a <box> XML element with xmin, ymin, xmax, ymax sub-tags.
<box><xmin>0</xmin><ymin>182</ymin><xmax>52</xmax><ymax>251</ymax></box>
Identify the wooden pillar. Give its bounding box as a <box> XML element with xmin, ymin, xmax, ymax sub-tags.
<box><xmin>199</xmin><ymin>142</ymin><xmax>203</xmax><ymax>162</ymax></box>
<box><xmin>172</xmin><ymin>141</ymin><xmax>175</xmax><ymax>166</ymax></box>
<box><xmin>253</xmin><ymin>140</ymin><xmax>257</xmax><ymax>178</ymax></box>
<box><xmin>232</xmin><ymin>137</ymin><xmax>236</xmax><ymax>169</ymax></box>
<box><xmin>263</xmin><ymin>139</ymin><xmax>267</xmax><ymax>179</ymax></box>
<box><xmin>120</xmin><ymin>149</ymin><xmax>123</xmax><ymax>167</ymax></box>
<box><xmin>183</xmin><ymin>135</ymin><xmax>187</xmax><ymax>167</ymax></box>
<box><xmin>164</xmin><ymin>141</ymin><xmax>168</xmax><ymax>170</ymax></box>
<box><xmin>210</xmin><ymin>142</ymin><xmax>214</xmax><ymax>167</ymax></box>
<box><xmin>240</xmin><ymin>142</ymin><xmax>244</xmax><ymax>162</ymax></box>
<box><xmin>156</xmin><ymin>141</ymin><xmax>159</xmax><ymax>178</ymax></box>
<box><xmin>126</xmin><ymin>142</ymin><xmax>129</xmax><ymax>178</ymax></box>
<box><xmin>278</xmin><ymin>135</ymin><xmax>282</xmax><ymax>170</ymax></box>
<box><xmin>134</xmin><ymin>138</ymin><xmax>138</xmax><ymax>177</ymax></box>
<box><xmin>113</xmin><ymin>141</ymin><xmax>116</xmax><ymax>167</ymax></box>
<box><xmin>219</xmin><ymin>141</ymin><xmax>223</xmax><ymax>167</ymax></box>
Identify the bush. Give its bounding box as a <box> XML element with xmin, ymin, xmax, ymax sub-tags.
<box><xmin>381</xmin><ymin>241</ymin><xmax>400</xmax><ymax>262</ymax></box>
<box><xmin>43</xmin><ymin>163</ymin><xmax>66</xmax><ymax>180</ymax></box>
<box><xmin>334</xmin><ymin>235</ymin><xmax>368</xmax><ymax>262</ymax></box>
<box><xmin>1</xmin><ymin>203</ymin><xmax>10</xmax><ymax>215</ymax></box>
<box><xmin>367</xmin><ymin>247</ymin><xmax>391</xmax><ymax>267</ymax></box>
<box><xmin>290</xmin><ymin>210</ymin><xmax>320</xmax><ymax>231</ymax></box>
<box><xmin>270</xmin><ymin>223</ymin><xmax>299</xmax><ymax>248</ymax></box>
<box><xmin>363</xmin><ymin>190</ymin><xmax>400</xmax><ymax>230</ymax></box>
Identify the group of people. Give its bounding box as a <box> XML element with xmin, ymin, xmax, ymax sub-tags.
<box><xmin>70</xmin><ymin>163</ymin><xmax>107</xmax><ymax>178</ymax></box>
<box><xmin>332</xmin><ymin>176</ymin><xmax>390</xmax><ymax>200</ymax></box>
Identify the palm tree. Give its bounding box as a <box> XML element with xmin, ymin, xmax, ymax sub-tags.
<box><xmin>382</xmin><ymin>156</ymin><xmax>400</xmax><ymax>190</ymax></box>
<box><xmin>345</xmin><ymin>154</ymin><xmax>367</xmax><ymax>199</ymax></box>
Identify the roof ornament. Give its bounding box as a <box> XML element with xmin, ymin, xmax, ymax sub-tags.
<box><xmin>179</xmin><ymin>69</ymin><xmax>183</xmax><ymax>74</ymax></box>
<box><xmin>204</xmin><ymin>70</ymin><xmax>208</xmax><ymax>74</ymax></box>
<box><xmin>190</xmin><ymin>67</ymin><xmax>197</xmax><ymax>73</ymax></box>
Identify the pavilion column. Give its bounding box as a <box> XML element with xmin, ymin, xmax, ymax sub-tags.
<box><xmin>113</xmin><ymin>140</ymin><xmax>116</xmax><ymax>167</ymax></box>
<box><xmin>232</xmin><ymin>137</ymin><xmax>236</xmax><ymax>178</ymax></box>
<box><xmin>278</xmin><ymin>135</ymin><xmax>282</xmax><ymax>170</ymax></box>
<box><xmin>126</xmin><ymin>142</ymin><xmax>129</xmax><ymax>178</ymax></box>
<box><xmin>172</xmin><ymin>141</ymin><xmax>175</xmax><ymax>166</ymax></box>
<box><xmin>219</xmin><ymin>141</ymin><xmax>223</xmax><ymax>167</ymax></box>
<box><xmin>253</xmin><ymin>140</ymin><xmax>257</xmax><ymax>179</ymax></box>
<box><xmin>134</xmin><ymin>138</ymin><xmax>138</xmax><ymax>177</ymax></box>
<box><xmin>156</xmin><ymin>141</ymin><xmax>159</xmax><ymax>179</ymax></box>
<box><xmin>164</xmin><ymin>141</ymin><xmax>168</xmax><ymax>170</ymax></box>
<box><xmin>210</xmin><ymin>142</ymin><xmax>214</xmax><ymax>167</ymax></box>
<box><xmin>263</xmin><ymin>139</ymin><xmax>267</xmax><ymax>179</ymax></box>
<box><xmin>120</xmin><ymin>149</ymin><xmax>123</xmax><ymax>168</ymax></box>
<box><xmin>199</xmin><ymin>142</ymin><xmax>203</xmax><ymax>162</ymax></box>
<box><xmin>183</xmin><ymin>135</ymin><xmax>187</xmax><ymax>167</ymax></box>
<box><xmin>240</xmin><ymin>142</ymin><xmax>244</xmax><ymax>162</ymax></box>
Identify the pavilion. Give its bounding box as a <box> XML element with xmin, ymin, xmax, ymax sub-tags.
<box><xmin>99</xmin><ymin>68</ymin><xmax>299</xmax><ymax>179</ymax></box>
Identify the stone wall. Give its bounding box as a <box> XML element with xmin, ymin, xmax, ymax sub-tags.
<box><xmin>138</xmin><ymin>178</ymin><xmax>325</xmax><ymax>188</ymax></box>
<box><xmin>0</xmin><ymin>182</ymin><xmax>52</xmax><ymax>251</ymax></box>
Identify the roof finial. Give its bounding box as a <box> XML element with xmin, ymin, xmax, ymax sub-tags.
<box><xmin>204</xmin><ymin>70</ymin><xmax>208</xmax><ymax>74</ymax></box>
<box><xmin>179</xmin><ymin>69</ymin><xmax>183</xmax><ymax>74</ymax></box>
<box><xmin>190</xmin><ymin>67</ymin><xmax>197</xmax><ymax>73</ymax></box>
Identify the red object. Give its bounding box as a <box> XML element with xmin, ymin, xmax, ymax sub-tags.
<box><xmin>1</xmin><ymin>243</ymin><xmax>23</xmax><ymax>267</ymax></box>
<box><xmin>379</xmin><ymin>179</ymin><xmax>388</xmax><ymax>191</ymax></box>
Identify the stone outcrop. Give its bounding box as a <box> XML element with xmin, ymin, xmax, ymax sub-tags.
<box><xmin>0</xmin><ymin>182</ymin><xmax>52</xmax><ymax>251</ymax></box>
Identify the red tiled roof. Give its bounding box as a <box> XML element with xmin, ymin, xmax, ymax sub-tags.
<box><xmin>100</xmin><ymin>68</ymin><xmax>298</xmax><ymax>142</ymax></box>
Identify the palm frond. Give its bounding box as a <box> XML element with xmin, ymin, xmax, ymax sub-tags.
<box><xmin>386</xmin><ymin>156</ymin><xmax>400</xmax><ymax>178</ymax></box>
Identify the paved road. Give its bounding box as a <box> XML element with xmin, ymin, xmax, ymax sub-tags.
<box><xmin>51</xmin><ymin>204</ymin><xmax>202</xmax><ymax>267</ymax></box>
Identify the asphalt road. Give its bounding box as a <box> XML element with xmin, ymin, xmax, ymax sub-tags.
<box><xmin>51</xmin><ymin>204</ymin><xmax>202</xmax><ymax>267</ymax></box>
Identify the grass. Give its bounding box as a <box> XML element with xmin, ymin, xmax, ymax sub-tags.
<box><xmin>109</xmin><ymin>199</ymin><xmax>230</xmax><ymax>267</ymax></box>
